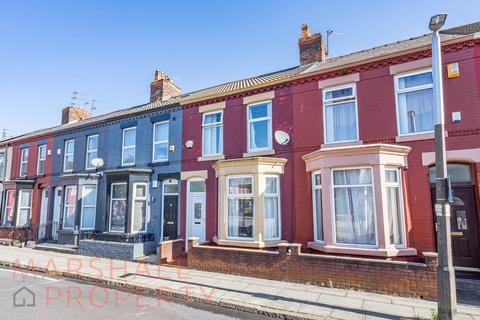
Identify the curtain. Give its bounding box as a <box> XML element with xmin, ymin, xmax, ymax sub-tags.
<box><xmin>387</xmin><ymin>186</ymin><xmax>402</xmax><ymax>245</ymax></box>
<box><xmin>398</xmin><ymin>88</ymin><xmax>433</xmax><ymax>134</ymax></box>
<box><xmin>203</xmin><ymin>126</ymin><xmax>222</xmax><ymax>155</ymax></box>
<box><xmin>264</xmin><ymin>197</ymin><xmax>279</xmax><ymax>239</ymax></box>
<box><xmin>315</xmin><ymin>189</ymin><xmax>323</xmax><ymax>241</ymax></box>
<box><xmin>325</xmin><ymin>102</ymin><xmax>357</xmax><ymax>143</ymax></box>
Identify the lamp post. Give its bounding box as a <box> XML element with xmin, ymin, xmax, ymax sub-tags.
<box><xmin>429</xmin><ymin>13</ymin><xmax>457</xmax><ymax>319</ymax></box>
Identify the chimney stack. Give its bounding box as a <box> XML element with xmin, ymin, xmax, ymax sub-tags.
<box><xmin>298</xmin><ymin>24</ymin><xmax>328</xmax><ymax>65</ymax></box>
<box><xmin>61</xmin><ymin>106</ymin><xmax>91</xmax><ymax>125</ymax></box>
<box><xmin>150</xmin><ymin>70</ymin><xmax>182</xmax><ymax>102</ymax></box>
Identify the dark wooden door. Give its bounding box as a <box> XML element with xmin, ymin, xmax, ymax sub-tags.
<box><xmin>162</xmin><ymin>195</ymin><xmax>178</xmax><ymax>241</ymax></box>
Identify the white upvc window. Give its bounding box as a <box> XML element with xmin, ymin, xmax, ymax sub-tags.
<box><xmin>152</xmin><ymin>121</ymin><xmax>169</xmax><ymax>162</ymax></box>
<box><xmin>227</xmin><ymin>175</ymin><xmax>254</xmax><ymax>240</ymax></box>
<box><xmin>37</xmin><ymin>144</ymin><xmax>47</xmax><ymax>175</ymax></box>
<box><xmin>85</xmin><ymin>135</ymin><xmax>98</xmax><ymax>170</ymax></box>
<box><xmin>202</xmin><ymin>111</ymin><xmax>223</xmax><ymax>156</ymax></box>
<box><xmin>0</xmin><ymin>152</ymin><xmax>6</xmax><ymax>181</ymax></box>
<box><xmin>2</xmin><ymin>190</ymin><xmax>15</xmax><ymax>226</ymax></box>
<box><xmin>16</xmin><ymin>189</ymin><xmax>32</xmax><ymax>227</ymax></box>
<box><xmin>247</xmin><ymin>101</ymin><xmax>272</xmax><ymax>152</ymax></box>
<box><xmin>122</xmin><ymin>127</ymin><xmax>136</xmax><ymax>166</ymax></box>
<box><xmin>323</xmin><ymin>84</ymin><xmax>358</xmax><ymax>143</ymax></box>
<box><xmin>264</xmin><ymin>175</ymin><xmax>280</xmax><ymax>240</ymax></box>
<box><xmin>81</xmin><ymin>185</ymin><xmax>97</xmax><ymax>230</ymax></box>
<box><xmin>394</xmin><ymin>69</ymin><xmax>434</xmax><ymax>135</ymax></box>
<box><xmin>19</xmin><ymin>148</ymin><xmax>29</xmax><ymax>177</ymax></box>
<box><xmin>312</xmin><ymin>171</ymin><xmax>323</xmax><ymax>243</ymax></box>
<box><xmin>109</xmin><ymin>182</ymin><xmax>127</xmax><ymax>232</ymax></box>
<box><xmin>62</xmin><ymin>185</ymin><xmax>77</xmax><ymax>229</ymax></box>
<box><xmin>131</xmin><ymin>182</ymin><xmax>148</xmax><ymax>233</ymax></box>
<box><xmin>63</xmin><ymin>139</ymin><xmax>75</xmax><ymax>172</ymax></box>
<box><xmin>385</xmin><ymin>168</ymin><xmax>406</xmax><ymax>247</ymax></box>
<box><xmin>332</xmin><ymin>167</ymin><xmax>377</xmax><ymax>247</ymax></box>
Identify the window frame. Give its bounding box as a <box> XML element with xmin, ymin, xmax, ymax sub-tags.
<box><xmin>131</xmin><ymin>182</ymin><xmax>149</xmax><ymax>233</ymax></box>
<box><xmin>16</xmin><ymin>189</ymin><xmax>32</xmax><ymax>227</ymax></box>
<box><xmin>85</xmin><ymin>135</ymin><xmax>99</xmax><ymax>170</ymax></box>
<box><xmin>0</xmin><ymin>151</ymin><xmax>6</xmax><ymax>181</ymax></box>
<box><xmin>80</xmin><ymin>185</ymin><xmax>97</xmax><ymax>231</ymax></box>
<box><xmin>394</xmin><ymin>68</ymin><xmax>434</xmax><ymax>136</ymax></box>
<box><xmin>19</xmin><ymin>148</ymin><xmax>29</xmax><ymax>177</ymax></box>
<box><xmin>62</xmin><ymin>185</ymin><xmax>77</xmax><ymax>230</ymax></box>
<box><xmin>263</xmin><ymin>174</ymin><xmax>281</xmax><ymax>241</ymax></box>
<box><xmin>121</xmin><ymin>127</ymin><xmax>136</xmax><ymax>166</ymax></box>
<box><xmin>63</xmin><ymin>139</ymin><xmax>75</xmax><ymax>173</ymax></box>
<box><xmin>331</xmin><ymin>166</ymin><xmax>378</xmax><ymax>248</ymax></box>
<box><xmin>247</xmin><ymin>101</ymin><xmax>273</xmax><ymax>153</ymax></box>
<box><xmin>37</xmin><ymin>144</ymin><xmax>47</xmax><ymax>176</ymax></box>
<box><xmin>226</xmin><ymin>174</ymin><xmax>255</xmax><ymax>241</ymax></box>
<box><xmin>322</xmin><ymin>83</ymin><xmax>359</xmax><ymax>144</ymax></box>
<box><xmin>109</xmin><ymin>182</ymin><xmax>128</xmax><ymax>233</ymax></box>
<box><xmin>2</xmin><ymin>190</ymin><xmax>15</xmax><ymax>226</ymax></box>
<box><xmin>312</xmin><ymin>170</ymin><xmax>324</xmax><ymax>243</ymax></box>
<box><xmin>152</xmin><ymin>121</ymin><xmax>169</xmax><ymax>163</ymax></box>
<box><xmin>385</xmin><ymin>167</ymin><xmax>406</xmax><ymax>248</ymax></box>
<box><xmin>202</xmin><ymin>110</ymin><xmax>224</xmax><ymax>156</ymax></box>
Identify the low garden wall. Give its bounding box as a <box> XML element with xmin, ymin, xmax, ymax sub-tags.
<box><xmin>187</xmin><ymin>239</ymin><xmax>438</xmax><ymax>299</ymax></box>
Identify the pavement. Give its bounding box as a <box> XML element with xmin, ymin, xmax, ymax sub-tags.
<box><xmin>0</xmin><ymin>246</ymin><xmax>479</xmax><ymax>320</ymax></box>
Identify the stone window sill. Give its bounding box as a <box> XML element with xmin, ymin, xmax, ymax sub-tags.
<box><xmin>307</xmin><ymin>242</ymin><xmax>417</xmax><ymax>257</ymax></box>
<box><xmin>395</xmin><ymin>132</ymin><xmax>438</xmax><ymax>143</ymax></box>
<box><xmin>197</xmin><ymin>154</ymin><xmax>225</xmax><ymax>162</ymax></box>
<box><xmin>243</xmin><ymin>149</ymin><xmax>275</xmax><ymax>158</ymax></box>
<box><xmin>321</xmin><ymin>140</ymin><xmax>363</xmax><ymax>149</ymax></box>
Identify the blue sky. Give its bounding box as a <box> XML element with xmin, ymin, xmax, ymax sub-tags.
<box><xmin>0</xmin><ymin>0</ymin><xmax>478</xmax><ymax>136</ymax></box>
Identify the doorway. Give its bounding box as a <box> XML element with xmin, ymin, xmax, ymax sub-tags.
<box><xmin>52</xmin><ymin>186</ymin><xmax>62</xmax><ymax>241</ymax></box>
<box><xmin>186</xmin><ymin>179</ymin><xmax>206</xmax><ymax>243</ymax></box>
<box><xmin>38</xmin><ymin>189</ymin><xmax>48</xmax><ymax>240</ymax></box>
<box><xmin>161</xmin><ymin>179</ymin><xmax>179</xmax><ymax>241</ymax></box>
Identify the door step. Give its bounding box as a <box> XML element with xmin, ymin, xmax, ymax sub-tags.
<box><xmin>457</xmin><ymin>278</ymin><xmax>480</xmax><ymax>306</ymax></box>
<box><xmin>34</xmin><ymin>243</ymin><xmax>78</xmax><ymax>255</ymax></box>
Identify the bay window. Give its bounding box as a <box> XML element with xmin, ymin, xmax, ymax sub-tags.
<box><xmin>264</xmin><ymin>175</ymin><xmax>280</xmax><ymax>240</ymax></box>
<box><xmin>20</xmin><ymin>148</ymin><xmax>29</xmax><ymax>177</ymax></box>
<box><xmin>37</xmin><ymin>144</ymin><xmax>47</xmax><ymax>175</ymax></box>
<box><xmin>312</xmin><ymin>172</ymin><xmax>323</xmax><ymax>242</ymax></box>
<box><xmin>122</xmin><ymin>127</ymin><xmax>136</xmax><ymax>166</ymax></box>
<box><xmin>63</xmin><ymin>140</ymin><xmax>75</xmax><ymax>172</ymax></box>
<box><xmin>81</xmin><ymin>185</ymin><xmax>97</xmax><ymax>230</ymax></box>
<box><xmin>323</xmin><ymin>84</ymin><xmax>358</xmax><ymax>143</ymax></box>
<box><xmin>63</xmin><ymin>186</ymin><xmax>77</xmax><ymax>229</ymax></box>
<box><xmin>227</xmin><ymin>176</ymin><xmax>254</xmax><ymax>239</ymax></box>
<box><xmin>247</xmin><ymin>102</ymin><xmax>272</xmax><ymax>152</ymax></box>
<box><xmin>385</xmin><ymin>168</ymin><xmax>405</xmax><ymax>247</ymax></box>
<box><xmin>202</xmin><ymin>111</ymin><xmax>223</xmax><ymax>156</ymax></box>
<box><xmin>132</xmin><ymin>183</ymin><xmax>148</xmax><ymax>233</ymax></box>
<box><xmin>85</xmin><ymin>135</ymin><xmax>98</xmax><ymax>170</ymax></box>
<box><xmin>153</xmin><ymin>121</ymin><xmax>169</xmax><ymax>162</ymax></box>
<box><xmin>16</xmin><ymin>190</ymin><xmax>32</xmax><ymax>227</ymax></box>
<box><xmin>395</xmin><ymin>70</ymin><xmax>434</xmax><ymax>135</ymax></box>
<box><xmin>2</xmin><ymin>190</ymin><xmax>15</xmax><ymax>226</ymax></box>
<box><xmin>109</xmin><ymin>183</ymin><xmax>127</xmax><ymax>232</ymax></box>
<box><xmin>333</xmin><ymin>168</ymin><xmax>375</xmax><ymax>246</ymax></box>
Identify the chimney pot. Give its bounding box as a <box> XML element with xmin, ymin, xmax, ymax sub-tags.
<box><xmin>298</xmin><ymin>24</ymin><xmax>328</xmax><ymax>65</ymax></box>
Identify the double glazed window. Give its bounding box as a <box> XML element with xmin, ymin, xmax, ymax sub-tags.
<box><xmin>312</xmin><ymin>172</ymin><xmax>323</xmax><ymax>242</ymax></box>
<box><xmin>264</xmin><ymin>176</ymin><xmax>280</xmax><ymax>240</ymax></box>
<box><xmin>227</xmin><ymin>176</ymin><xmax>254</xmax><ymax>239</ymax></box>
<box><xmin>16</xmin><ymin>190</ymin><xmax>32</xmax><ymax>227</ymax></box>
<box><xmin>395</xmin><ymin>70</ymin><xmax>434</xmax><ymax>135</ymax></box>
<box><xmin>333</xmin><ymin>168</ymin><xmax>375</xmax><ymax>246</ymax></box>
<box><xmin>62</xmin><ymin>186</ymin><xmax>77</xmax><ymax>229</ymax></box>
<box><xmin>202</xmin><ymin>111</ymin><xmax>223</xmax><ymax>156</ymax></box>
<box><xmin>323</xmin><ymin>85</ymin><xmax>358</xmax><ymax>143</ymax></box>
<box><xmin>81</xmin><ymin>185</ymin><xmax>97</xmax><ymax>230</ymax></box>
<box><xmin>109</xmin><ymin>183</ymin><xmax>127</xmax><ymax>232</ymax></box>
<box><xmin>2</xmin><ymin>190</ymin><xmax>15</xmax><ymax>226</ymax></box>
<box><xmin>37</xmin><ymin>145</ymin><xmax>47</xmax><ymax>175</ymax></box>
<box><xmin>63</xmin><ymin>140</ymin><xmax>75</xmax><ymax>172</ymax></box>
<box><xmin>19</xmin><ymin>148</ymin><xmax>29</xmax><ymax>177</ymax></box>
<box><xmin>247</xmin><ymin>102</ymin><xmax>272</xmax><ymax>152</ymax></box>
<box><xmin>385</xmin><ymin>169</ymin><xmax>405</xmax><ymax>246</ymax></box>
<box><xmin>153</xmin><ymin>121</ymin><xmax>169</xmax><ymax>162</ymax></box>
<box><xmin>85</xmin><ymin>135</ymin><xmax>98</xmax><ymax>170</ymax></box>
<box><xmin>122</xmin><ymin>127</ymin><xmax>136</xmax><ymax>166</ymax></box>
<box><xmin>0</xmin><ymin>152</ymin><xmax>6</xmax><ymax>180</ymax></box>
<box><xmin>132</xmin><ymin>183</ymin><xmax>148</xmax><ymax>233</ymax></box>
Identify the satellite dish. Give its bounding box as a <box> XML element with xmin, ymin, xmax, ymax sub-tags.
<box><xmin>274</xmin><ymin>131</ymin><xmax>290</xmax><ymax>145</ymax></box>
<box><xmin>91</xmin><ymin>158</ymin><xmax>105</xmax><ymax>168</ymax></box>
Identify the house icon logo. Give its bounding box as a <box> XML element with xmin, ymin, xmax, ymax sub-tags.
<box><xmin>13</xmin><ymin>286</ymin><xmax>35</xmax><ymax>307</ymax></box>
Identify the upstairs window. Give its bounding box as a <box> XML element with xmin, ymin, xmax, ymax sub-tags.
<box><xmin>247</xmin><ymin>102</ymin><xmax>272</xmax><ymax>152</ymax></box>
<box><xmin>63</xmin><ymin>140</ymin><xmax>75</xmax><ymax>172</ymax></box>
<box><xmin>153</xmin><ymin>121</ymin><xmax>169</xmax><ymax>162</ymax></box>
<box><xmin>19</xmin><ymin>148</ymin><xmax>29</xmax><ymax>177</ymax></box>
<box><xmin>0</xmin><ymin>152</ymin><xmax>5</xmax><ymax>181</ymax></box>
<box><xmin>323</xmin><ymin>84</ymin><xmax>358</xmax><ymax>143</ymax></box>
<box><xmin>122</xmin><ymin>127</ymin><xmax>136</xmax><ymax>166</ymax></box>
<box><xmin>37</xmin><ymin>145</ymin><xmax>47</xmax><ymax>175</ymax></box>
<box><xmin>395</xmin><ymin>70</ymin><xmax>434</xmax><ymax>135</ymax></box>
<box><xmin>85</xmin><ymin>135</ymin><xmax>98</xmax><ymax>170</ymax></box>
<box><xmin>202</xmin><ymin>111</ymin><xmax>223</xmax><ymax>156</ymax></box>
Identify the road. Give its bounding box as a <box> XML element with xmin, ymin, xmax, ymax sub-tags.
<box><xmin>0</xmin><ymin>267</ymin><xmax>258</xmax><ymax>320</ymax></box>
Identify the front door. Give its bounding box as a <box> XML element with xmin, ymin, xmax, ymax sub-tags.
<box><xmin>52</xmin><ymin>187</ymin><xmax>62</xmax><ymax>241</ymax></box>
<box><xmin>163</xmin><ymin>195</ymin><xmax>178</xmax><ymax>240</ymax></box>
<box><xmin>38</xmin><ymin>189</ymin><xmax>48</xmax><ymax>240</ymax></box>
<box><xmin>449</xmin><ymin>187</ymin><xmax>480</xmax><ymax>268</ymax></box>
<box><xmin>188</xmin><ymin>194</ymin><xmax>206</xmax><ymax>242</ymax></box>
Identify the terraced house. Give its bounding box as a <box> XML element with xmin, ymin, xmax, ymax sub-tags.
<box><xmin>0</xmin><ymin>22</ymin><xmax>479</xmax><ymax>275</ymax></box>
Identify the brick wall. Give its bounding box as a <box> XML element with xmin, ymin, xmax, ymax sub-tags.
<box><xmin>187</xmin><ymin>239</ymin><xmax>438</xmax><ymax>299</ymax></box>
<box><xmin>157</xmin><ymin>239</ymin><xmax>183</xmax><ymax>263</ymax></box>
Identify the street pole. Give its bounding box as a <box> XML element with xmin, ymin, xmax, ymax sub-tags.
<box><xmin>431</xmin><ymin>17</ymin><xmax>457</xmax><ymax>319</ymax></box>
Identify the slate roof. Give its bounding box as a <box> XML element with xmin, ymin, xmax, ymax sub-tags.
<box><xmin>4</xmin><ymin>21</ymin><xmax>479</xmax><ymax>144</ymax></box>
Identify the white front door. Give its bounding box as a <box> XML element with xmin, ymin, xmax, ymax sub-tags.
<box><xmin>52</xmin><ymin>187</ymin><xmax>62</xmax><ymax>241</ymax></box>
<box><xmin>38</xmin><ymin>189</ymin><xmax>48</xmax><ymax>240</ymax></box>
<box><xmin>187</xmin><ymin>179</ymin><xmax>206</xmax><ymax>244</ymax></box>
